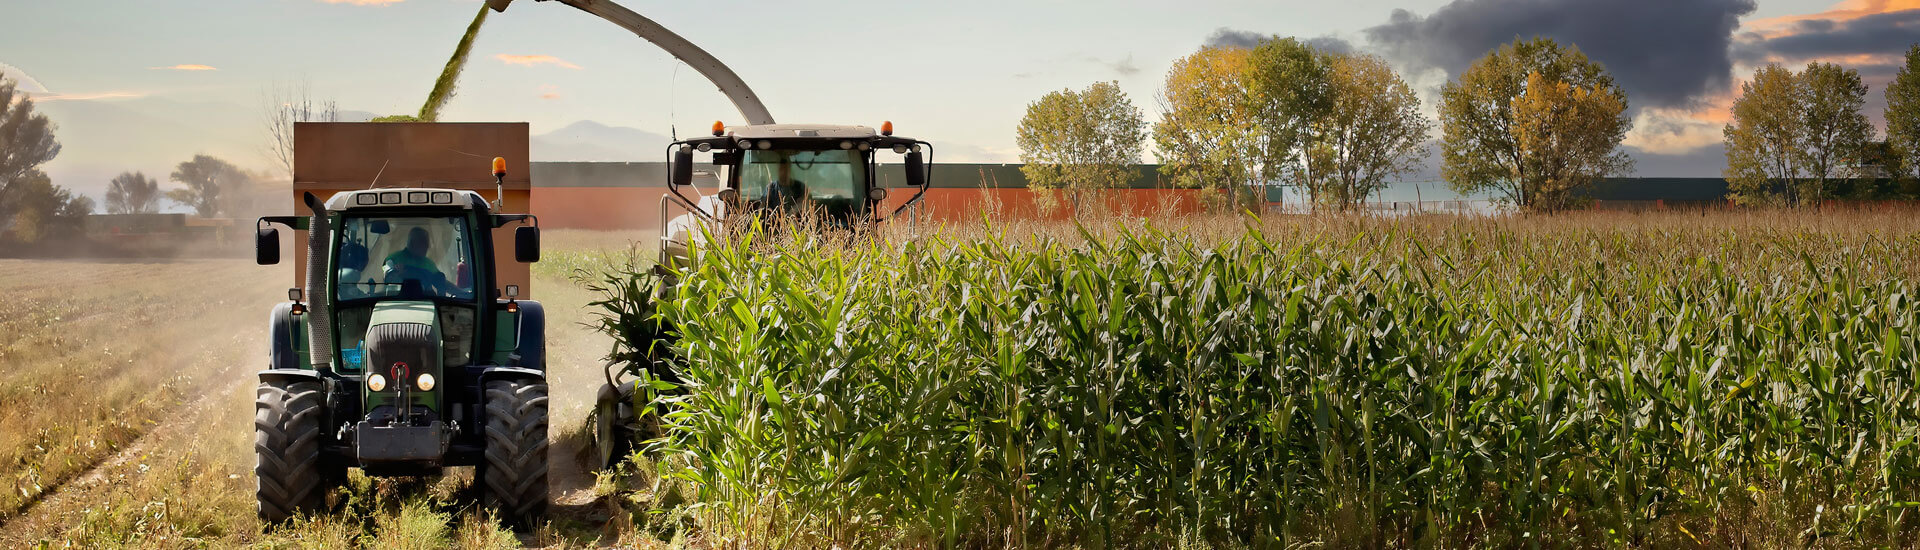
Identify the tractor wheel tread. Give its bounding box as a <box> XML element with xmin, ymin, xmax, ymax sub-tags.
<box><xmin>479</xmin><ymin>379</ymin><xmax>548</xmax><ymax>526</ymax></box>
<box><xmin>254</xmin><ymin>379</ymin><xmax>330</xmax><ymax>524</ymax></box>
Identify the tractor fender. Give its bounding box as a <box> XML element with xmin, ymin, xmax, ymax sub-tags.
<box><xmin>478</xmin><ymin>366</ymin><xmax>546</xmax><ymax>385</ymax></box>
<box><xmin>509</xmin><ymin>300</ymin><xmax>545</xmax><ymax>371</ymax></box>
<box><xmin>258</xmin><ymin>368</ymin><xmax>326</xmax><ymax>386</ymax></box>
<box><xmin>267</xmin><ymin>302</ymin><xmax>308</xmax><ymax>371</ymax></box>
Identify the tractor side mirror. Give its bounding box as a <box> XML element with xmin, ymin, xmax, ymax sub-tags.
<box><xmin>904</xmin><ymin>151</ymin><xmax>927</xmax><ymax>188</ymax></box>
<box><xmin>869</xmin><ymin>187</ymin><xmax>889</xmax><ymax>202</ymax></box>
<box><xmin>671</xmin><ymin>147</ymin><xmax>695</xmax><ymax>188</ymax></box>
<box><xmin>515</xmin><ymin>226</ymin><xmax>540</xmax><ymax>263</ymax></box>
<box><xmin>256</xmin><ymin>226</ymin><xmax>280</xmax><ymax>265</ymax></box>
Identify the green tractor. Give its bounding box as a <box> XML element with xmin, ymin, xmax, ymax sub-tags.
<box><xmin>252</xmin><ymin>167</ymin><xmax>549</xmax><ymax>525</ymax></box>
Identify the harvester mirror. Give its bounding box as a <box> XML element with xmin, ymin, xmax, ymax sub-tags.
<box><xmin>256</xmin><ymin>227</ymin><xmax>280</xmax><ymax>265</ymax></box>
<box><xmin>369</xmin><ymin>220</ymin><xmax>391</xmax><ymax>235</ymax></box>
<box><xmin>870</xmin><ymin>187</ymin><xmax>889</xmax><ymax>201</ymax></box>
<box><xmin>904</xmin><ymin>151</ymin><xmax>927</xmax><ymax>188</ymax></box>
<box><xmin>671</xmin><ymin>147</ymin><xmax>695</xmax><ymax>188</ymax></box>
<box><xmin>515</xmin><ymin>226</ymin><xmax>540</xmax><ymax>263</ymax></box>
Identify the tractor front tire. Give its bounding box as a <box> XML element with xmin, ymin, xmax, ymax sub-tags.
<box><xmin>255</xmin><ymin>379</ymin><xmax>330</xmax><ymax>523</ymax></box>
<box><xmin>480</xmin><ymin>379</ymin><xmax>549</xmax><ymax>526</ymax></box>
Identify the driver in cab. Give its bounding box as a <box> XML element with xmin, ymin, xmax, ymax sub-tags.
<box><xmin>383</xmin><ymin>227</ymin><xmax>456</xmax><ymax>296</ymax></box>
<box><xmin>762</xmin><ymin>158</ymin><xmax>808</xmax><ymax>211</ymax></box>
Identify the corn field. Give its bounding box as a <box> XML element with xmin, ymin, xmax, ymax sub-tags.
<box><xmin>599</xmin><ymin>215</ymin><xmax>1920</xmax><ymax>547</ymax></box>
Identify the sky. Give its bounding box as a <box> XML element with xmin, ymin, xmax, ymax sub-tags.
<box><xmin>1</xmin><ymin>0</ymin><xmax>1913</xmax><ymax>205</ymax></box>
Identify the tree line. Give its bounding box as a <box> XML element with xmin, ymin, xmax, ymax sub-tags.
<box><xmin>0</xmin><ymin>77</ymin><xmax>274</xmax><ymax>245</ymax></box>
<box><xmin>1020</xmin><ymin>35</ymin><xmax>1920</xmax><ymax>213</ymax></box>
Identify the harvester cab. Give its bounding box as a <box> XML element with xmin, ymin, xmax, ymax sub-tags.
<box><xmin>655</xmin><ymin>122</ymin><xmax>932</xmax><ymax>267</ymax></box>
<box><xmin>250</xmin><ymin>160</ymin><xmax>550</xmax><ymax>525</ymax></box>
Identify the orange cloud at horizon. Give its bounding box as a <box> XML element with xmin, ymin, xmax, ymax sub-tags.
<box><xmin>35</xmin><ymin>91</ymin><xmax>146</xmax><ymax>102</ymax></box>
<box><xmin>319</xmin><ymin>0</ymin><xmax>404</xmax><ymax>5</ymax></box>
<box><xmin>1745</xmin><ymin>0</ymin><xmax>1920</xmax><ymax>38</ymax></box>
<box><xmin>151</xmin><ymin>64</ymin><xmax>218</xmax><ymax>71</ymax></box>
<box><xmin>495</xmin><ymin>54</ymin><xmax>582</xmax><ymax>70</ymax></box>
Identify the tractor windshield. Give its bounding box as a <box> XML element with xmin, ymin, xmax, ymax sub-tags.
<box><xmin>335</xmin><ymin>216</ymin><xmax>477</xmax><ymax>302</ymax></box>
<box><xmin>738</xmin><ymin>149</ymin><xmax>868</xmax><ymax>212</ymax></box>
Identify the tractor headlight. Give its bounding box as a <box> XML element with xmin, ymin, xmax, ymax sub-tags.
<box><xmin>367</xmin><ymin>373</ymin><xmax>388</xmax><ymax>392</ymax></box>
<box><xmin>416</xmin><ymin>373</ymin><xmax>435</xmax><ymax>391</ymax></box>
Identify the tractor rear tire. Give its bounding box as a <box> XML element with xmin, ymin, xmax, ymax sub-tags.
<box><xmin>480</xmin><ymin>379</ymin><xmax>549</xmax><ymax>526</ymax></box>
<box><xmin>255</xmin><ymin>379</ymin><xmax>330</xmax><ymax>523</ymax></box>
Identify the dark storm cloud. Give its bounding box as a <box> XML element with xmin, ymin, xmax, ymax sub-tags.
<box><xmin>1736</xmin><ymin>9</ymin><xmax>1920</xmax><ymax>66</ymax></box>
<box><xmin>1205</xmin><ymin>28</ymin><xmax>1266</xmax><ymax>49</ymax></box>
<box><xmin>1363</xmin><ymin>0</ymin><xmax>1756</xmax><ymax>109</ymax></box>
<box><xmin>1205</xmin><ymin>28</ymin><xmax>1355</xmax><ymax>54</ymax></box>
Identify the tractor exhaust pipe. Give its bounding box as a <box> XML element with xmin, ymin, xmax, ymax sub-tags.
<box><xmin>303</xmin><ymin>192</ymin><xmax>334</xmax><ymax>374</ymax></box>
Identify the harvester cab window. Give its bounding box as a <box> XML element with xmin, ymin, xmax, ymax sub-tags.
<box><xmin>336</xmin><ymin>216</ymin><xmax>477</xmax><ymax>302</ymax></box>
<box><xmin>738</xmin><ymin>149</ymin><xmax>867</xmax><ymax>209</ymax></box>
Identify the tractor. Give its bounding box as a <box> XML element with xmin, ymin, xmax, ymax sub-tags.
<box><xmin>252</xmin><ymin>159</ymin><xmax>549</xmax><ymax>525</ymax></box>
<box><xmin>589</xmin><ymin>121</ymin><xmax>931</xmax><ymax>469</ymax></box>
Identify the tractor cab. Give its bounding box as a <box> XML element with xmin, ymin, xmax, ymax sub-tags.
<box><xmin>656</xmin><ymin>122</ymin><xmax>931</xmax><ymax>265</ymax></box>
<box><xmin>249</xmin><ymin>161</ymin><xmax>551</xmax><ymax>525</ymax></box>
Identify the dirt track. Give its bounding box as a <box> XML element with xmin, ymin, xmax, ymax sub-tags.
<box><xmin>0</xmin><ymin>250</ymin><xmax>625</xmax><ymax>547</ymax></box>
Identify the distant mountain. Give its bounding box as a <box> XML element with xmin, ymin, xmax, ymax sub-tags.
<box><xmin>530</xmin><ymin>120</ymin><xmax>672</xmax><ymax>162</ymax></box>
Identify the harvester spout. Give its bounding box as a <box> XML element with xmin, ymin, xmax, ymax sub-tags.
<box><xmin>485</xmin><ymin>0</ymin><xmax>775</xmax><ymax>125</ymax></box>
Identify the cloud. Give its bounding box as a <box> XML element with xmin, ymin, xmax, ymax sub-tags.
<box><xmin>0</xmin><ymin>62</ymin><xmax>50</xmax><ymax>94</ymax></box>
<box><xmin>1097</xmin><ymin>55</ymin><xmax>1141</xmax><ymax>77</ymax></box>
<box><xmin>150</xmin><ymin>64</ymin><xmax>218</xmax><ymax>71</ymax></box>
<box><xmin>1364</xmin><ymin>0</ymin><xmax>1756</xmax><ymax>109</ymax></box>
<box><xmin>1735</xmin><ymin>6</ymin><xmax>1920</xmax><ymax>67</ymax></box>
<box><xmin>1205</xmin><ymin>28</ymin><xmax>1267</xmax><ymax>49</ymax></box>
<box><xmin>495</xmin><ymin>54</ymin><xmax>582</xmax><ymax>70</ymax></box>
<box><xmin>35</xmin><ymin>91</ymin><xmax>146</xmax><ymax>102</ymax></box>
<box><xmin>1203</xmin><ymin>28</ymin><xmax>1355</xmax><ymax>55</ymax></box>
<box><xmin>538</xmin><ymin>84</ymin><xmax>561</xmax><ymax>100</ymax></box>
<box><xmin>319</xmin><ymin>0</ymin><xmax>404</xmax><ymax>5</ymax></box>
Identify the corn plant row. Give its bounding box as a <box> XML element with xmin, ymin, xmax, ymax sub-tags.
<box><xmin>609</xmin><ymin>221</ymin><xmax>1920</xmax><ymax>547</ymax></box>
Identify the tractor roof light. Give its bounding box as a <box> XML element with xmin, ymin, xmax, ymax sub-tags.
<box><xmin>367</xmin><ymin>373</ymin><xmax>388</xmax><ymax>392</ymax></box>
<box><xmin>892</xmin><ymin>144</ymin><xmax>910</xmax><ymax>154</ymax></box>
<box><xmin>697</xmin><ymin>142</ymin><xmax>712</xmax><ymax>152</ymax></box>
<box><xmin>738</xmin><ymin>139</ymin><xmax>753</xmax><ymax>150</ymax></box>
<box><xmin>757</xmin><ymin>140</ymin><xmax>772</xmax><ymax>150</ymax></box>
<box><xmin>491</xmin><ymin>157</ymin><xmax>508</xmax><ymax>177</ymax></box>
<box><xmin>839</xmin><ymin>141</ymin><xmax>854</xmax><ymax>150</ymax></box>
<box><xmin>711</xmin><ymin>121</ymin><xmax>726</xmax><ymax>136</ymax></box>
<box><xmin>881</xmin><ymin>121</ymin><xmax>894</xmax><ymax>136</ymax></box>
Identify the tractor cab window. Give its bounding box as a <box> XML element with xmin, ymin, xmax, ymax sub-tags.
<box><xmin>336</xmin><ymin>216</ymin><xmax>477</xmax><ymax>302</ymax></box>
<box><xmin>738</xmin><ymin>149</ymin><xmax>868</xmax><ymax>213</ymax></box>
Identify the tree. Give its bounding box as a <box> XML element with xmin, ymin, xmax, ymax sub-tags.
<box><xmin>1300</xmin><ymin>53</ymin><xmax>1431</xmax><ymax>209</ymax></box>
<box><xmin>1438</xmin><ymin>38</ymin><xmax>1633</xmax><ymax>212</ymax></box>
<box><xmin>168</xmin><ymin>155</ymin><xmax>247</xmax><ymax>217</ymax></box>
<box><xmin>1155</xmin><ymin>46</ymin><xmax>1267</xmax><ymax>210</ymax></box>
<box><xmin>1723</xmin><ymin>63</ymin><xmax>1872</xmax><ymax>206</ymax></box>
<box><xmin>0</xmin><ymin>77</ymin><xmax>62</xmax><ymax>225</ymax></box>
<box><xmin>263</xmin><ymin>82</ymin><xmax>338</xmax><ymax>180</ymax></box>
<box><xmin>1885</xmin><ymin>45</ymin><xmax>1920</xmax><ymax>182</ymax></box>
<box><xmin>1247</xmin><ymin>37</ymin><xmax>1335</xmax><ymax>203</ymax></box>
<box><xmin>105</xmin><ymin>171</ymin><xmax>161</xmax><ymax>214</ymax></box>
<box><xmin>1798</xmin><ymin>62</ymin><xmax>1873</xmax><ymax>204</ymax></box>
<box><xmin>1507</xmin><ymin>72</ymin><xmax>1632</xmax><ymax>212</ymax></box>
<box><xmin>5</xmin><ymin>170</ymin><xmax>93</xmax><ymax>244</ymax></box>
<box><xmin>1723</xmin><ymin>65</ymin><xmax>1803</xmax><ymax>206</ymax></box>
<box><xmin>1016</xmin><ymin>81</ymin><xmax>1147</xmax><ymax>216</ymax></box>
